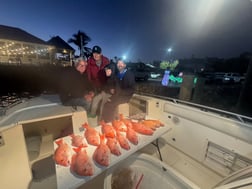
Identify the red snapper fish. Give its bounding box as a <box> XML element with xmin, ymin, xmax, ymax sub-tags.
<box><xmin>71</xmin><ymin>147</ymin><xmax>94</xmax><ymax>176</ymax></box>
<box><xmin>119</xmin><ymin>114</ymin><xmax>133</xmax><ymax>127</ymax></box>
<box><xmin>112</xmin><ymin>119</ymin><xmax>127</xmax><ymax>132</ymax></box>
<box><xmin>83</xmin><ymin>123</ymin><xmax>100</xmax><ymax>146</ymax></box>
<box><xmin>54</xmin><ymin>139</ymin><xmax>72</xmax><ymax>167</ymax></box>
<box><xmin>106</xmin><ymin>137</ymin><xmax>121</xmax><ymax>156</ymax></box>
<box><xmin>116</xmin><ymin>131</ymin><xmax>130</xmax><ymax>150</ymax></box>
<box><xmin>93</xmin><ymin>135</ymin><xmax>111</xmax><ymax>167</ymax></box>
<box><xmin>100</xmin><ymin>120</ymin><xmax>116</xmax><ymax>138</ymax></box>
<box><xmin>70</xmin><ymin>134</ymin><xmax>87</xmax><ymax>148</ymax></box>
<box><xmin>140</xmin><ymin>119</ymin><xmax>164</xmax><ymax>130</ymax></box>
<box><xmin>126</xmin><ymin>124</ymin><xmax>138</xmax><ymax>145</ymax></box>
<box><xmin>131</xmin><ymin>122</ymin><xmax>154</xmax><ymax>135</ymax></box>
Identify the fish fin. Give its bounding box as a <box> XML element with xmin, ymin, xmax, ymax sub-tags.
<box><xmin>73</xmin><ymin>146</ymin><xmax>82</xmax><ymax>153</ymax></box>
<box><xmin>99</xmin><ymin>120</ymin><xmax>105</xmax><ymax>125</ymax></box>
<box><xmin>55</xmin><ymin>139</ymin><xmax>63</xmax><ymax>145</ymax></box>
<box><xmin>80</xmin><ymin>143</ymin><xmax>88</xmax><ymax>148</ymax></box>
<box><xmin>82</xmin><ymin>122</ymin><xmax>89</xmax><ymax>129</ymax></box>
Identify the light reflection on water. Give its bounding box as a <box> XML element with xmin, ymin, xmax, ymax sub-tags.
<box><xmin>0</xmin><ymin>92</ymin><xmax>36</xmax><ymax>116</ymax></box>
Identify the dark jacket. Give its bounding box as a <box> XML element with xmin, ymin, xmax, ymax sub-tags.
<box><xmin>59</xmin><ymin>67</ymin><xmax>93</xmax><ymax>104</ymax></box>
<box><xmin>87</xmin><ymin>55</ymin><xmax>110</xmax><ymax>89</ymax></box>
<box><xmin>101</xmin><ymin>68</ymin><xmax>135</xmax><ymax>122</ymax></box>
<box><xmin>115</xmin><ymin>69</ymin><xmax>135</xmax><ymax>101</ymax></box>
<box><xmin>103</xmin><ymin>63</ymin><xmax>117</xmax><ymax>93</ymax></box>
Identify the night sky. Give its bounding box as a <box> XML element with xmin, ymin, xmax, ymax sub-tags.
<box><xmin>1</xmin><ymin>0</ymin><xmax>252</xmax><ymax>62</ymax></box>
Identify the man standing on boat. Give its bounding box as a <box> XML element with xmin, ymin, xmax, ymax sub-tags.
<box><xmin>59</xmin><ymin>57</ymin><xmax>94</xmax><ymax>110</ymax></box>
<box><xmin>86</xmin><ymin>45</ymin><xmax>111</xmax><ymax>117</ymax></box>
<box><xmin>101</xmin><ymin>59</ymin><xmax>135</xmax><ymax>122</ymax></box>
<box><xmin>89</xmin><ymin>62</ymin><xmax>117</xmax><ymax>119</ymax></box>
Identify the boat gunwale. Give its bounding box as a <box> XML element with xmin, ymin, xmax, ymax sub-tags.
<box><xmin>135</xmin><ymin>92</ymin><xmax>252</xmax><ymax>125</ymax></box>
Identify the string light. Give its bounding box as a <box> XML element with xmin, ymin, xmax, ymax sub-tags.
<box><xmin>0</xmin><ymin>41</ymin><xmax>53</xmax><ymax>56</ymax></box>
<box><xmin>0</xmin><ymin>40</ymin><xmax>72</xmax><ymax>66</ymax></box>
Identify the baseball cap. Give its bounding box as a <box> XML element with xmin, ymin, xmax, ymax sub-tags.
<box><xmin>92</xmin><ymin>45</ymin><xmax>102</xmax><ymax>54</ymax></box>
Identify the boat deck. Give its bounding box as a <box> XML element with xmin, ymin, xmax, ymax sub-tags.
<box><xmin>1</xmin><ymin>94</ymin><xmax>251</xmax><ymax>189</ymax></box>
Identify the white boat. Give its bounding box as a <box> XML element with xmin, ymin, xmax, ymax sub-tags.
<box><xmin>0</xmin><ymin>93</ymin><xmax>251</xmax><ymax>189</ymax></box>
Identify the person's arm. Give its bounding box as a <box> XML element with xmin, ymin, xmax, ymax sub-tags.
<box><xmin>83</xmin><ymin>80</ymin><xmax>95</xmax><ymax>102</ymax></box>
<box><xmin>84</xmin><ymin>93</ymin><xmax>93</xmax><ymax>102</ymax></box>
<box><xmin>86</xmin><ymin>59</ymin><xmax>93</xmax><ymax>82</ymax></box>
<box><xmin>102</xmin><ymin>56</ymin><xmax>110</xmax><ymax>66</ymax></box>
<box><xmin>82</xmin><ymin>72</ymin><xmax>95</xmax><ymax>93</ymax></box>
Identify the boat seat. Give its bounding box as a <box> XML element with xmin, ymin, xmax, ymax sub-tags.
<box><xmin>116</xmin><ymin>103</ymin><xmax>129</xmax><ymax>118</ymax></box>
<box><xmin>25</xmin><ymin>136</ymin><xmax>42</xmax><ymax>161</ymax></box>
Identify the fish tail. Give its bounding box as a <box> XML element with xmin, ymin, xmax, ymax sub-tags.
<box><xmin>73</xmin><ymin>146</ymin><xmax>82</xmax><ymax>153</ymax></box>
<box><xmin>106</xmin><ymin>132</ymin><xmax>114</xmax><ymax>138</ymax></box>
<box><xmin>100</xmin><ymin>134</ymin><xmax>106</xmax><ymax>143</ymax></box>
<box><xmin>82</xmin><ymin>122</ymin><xmax>89</xmax><ymax>129</ymax></box>
<box><xmin>119</xmin><ymin>114</ymin><xmax>124</xmax><ymax>120</ymax></box>
<box><xmin>99</xmin><ymin>120</ymin><xmax>105</xmax><ymax>126</ymax></box>
<box><xmin>55</xmin><ymin>139</ymin><xmax>63</xmax><ymax>145</ymax></box>
<box><xmin>80</xmin><ymin>143</ymin><xmax>88</xmax><ymax>148</ymax></box>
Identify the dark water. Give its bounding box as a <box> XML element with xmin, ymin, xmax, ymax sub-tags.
<box><xmin>0</xmin><ymin>64</ymin><xmax>63</xmax><ymax>96</ymax></box>
<box><xmin>0</xmin><ymin>65</ymin><xmax>61</xmax><ymax>113</ymax></box>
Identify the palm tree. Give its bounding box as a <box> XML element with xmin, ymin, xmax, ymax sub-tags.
<box><xmin>114</xmin><ymin>56</ymin><xmax>119</xmax><ymax>63</ymax></box>
<box><xmin>68</xmin><ymin>30</ymin><xmax>91</xmax><ymax>58</ymax></box>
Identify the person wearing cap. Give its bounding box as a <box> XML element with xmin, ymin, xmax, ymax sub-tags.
<box><xmin>87</xmin><ymin>45</ymin><xmax>110</xmax><ymax>89</ymax></box>
<box><xmin>59</xmin><ymin>57</ymin><xmax>94</xmax><ymax>110</ymax></box>
<box><xmin>101</xmin><ymin>59</ymin><xmax>135</xmax><ymax>122</ymax></box>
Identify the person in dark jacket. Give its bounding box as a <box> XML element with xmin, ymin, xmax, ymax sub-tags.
<box><xmin>101</xmin><ymin>59</ymin><xmax>135</xmax><ymax>122</ymax></box>
<box><xmin>103</xmin><ymin>62</ymin><xmax>117</xmax><ymax>94</ymax></box>
<box><xmin>59</xmin><ymin>57</ymin><xmax>94</xmax><ymax>110</ymax></box>
<box><xmin>87</xmin><ymin>45</ymin><xmax>110</xmax><ymax>90</ymax></box>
